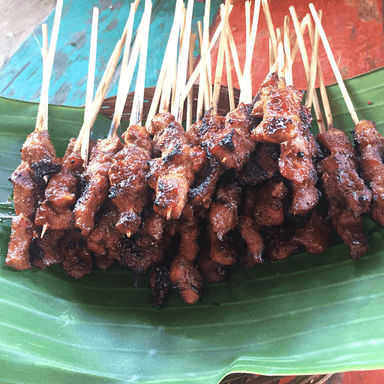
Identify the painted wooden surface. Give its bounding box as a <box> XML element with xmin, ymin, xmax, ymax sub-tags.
<box><xmin>0</xmin><ymin>0</ymin><xmax>222</xmax><ymax>107</ymax></box>
<box><xmin>210</xmin><ymin>0</ymin><xmax>384</xmax><ymax>93</ymax></box>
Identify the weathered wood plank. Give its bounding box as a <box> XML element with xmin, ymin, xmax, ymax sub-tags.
<box><xmin>0</xmin><ymin>0</ymin><xmax>222</xmax><ymax>107</ymax></box>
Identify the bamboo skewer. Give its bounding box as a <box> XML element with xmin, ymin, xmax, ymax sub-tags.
<box><xmin>240</xmin><ymin>0</ymin><xmax>261</xmax><ymax>104</ymax></box>
<box><xmin>145</xmin><ymin>0</ymin><xmax>183</xmax><ymax>126</ymax></box>
<box><xmin>289</xmin><ymin>7</ymin><xmax>325</xmax><ymax>133</ymax></box>
<box><xmin>186</xmin><ymin>33</ymin><xmax>197</xmax><ymax>130</ymax></box>
<box><xmin>245</xmin><ymin>1</ymin><xmax>251</xmax><ymax>48</ymax></box>
<box><xmin>309</xmin><ymin>3</ymin><xmax>359</xmax><ymax>125</ymax></box>
<box><xmin>172</xmin><ymin>0</ymin><xmax>195</xmax><ymax>122</ymax></box>
<box><xmin>196</xmin><ymin>21</ymin><xmax>206</xmax><ymax>121</ymax></box>
<box><xmin>307</xmin><ymin>13</ymin><xmax>332</xmax><ymax>129</ymax></box>
<box><xmin>306</xmin><ymin>10</ymin><xmax>321</xmax><ymax>110</ymax></box>
<box><xmin>181</xmin><ymin>10</ymin><xmax>232</xmax><ymax>104</ymax></box>
<box><xmin>284</xmin><ymin>16</ymin><xmax>293</xmax><ymax>85</ymax></box>
<box><xmin>35</xmin><ymin>0</ymin><xmax>64</xmax><ymax>132</ymax></box>
<box><xmin>211</xmin><ymin>0</ymin><xmax>230</xmax><ymax>114</ymax></box>
<box><xmin>80</xmin><ymin>7</ymin><xmax>99</xmax><ymax>164</ymax></box>
<box><xmin>130</xmin><ymin>0</ymin><xmax>152</xmax><ymax>126</ymax></box>
<box><xmin>225</xmin><ymin>37</ymin><xmax>235</xmax><ymax>111</ymax></box>
<box><xmin>226</xmin><ymin>20</ymin><xmax>243</xmax><ymax>88</ymax></box>
<box><xmin>262</xmin><ymin>0</ymin><xmax>278</xmax><ymax>62</ymax></box>
<box><xmin>276</xmin><ymin>28</ymin><xmax>285</xmax><ymax>79</ymax></box>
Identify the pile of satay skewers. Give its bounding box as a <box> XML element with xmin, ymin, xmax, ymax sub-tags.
<box><xmin>6</xmin><ymin>0</ymin><xmax>384</xmax><ymax>306</ymax></box>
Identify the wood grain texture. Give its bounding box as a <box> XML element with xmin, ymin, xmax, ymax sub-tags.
<box><xmin>0</xmin><ymin>0</ymin><xmax>222</xmax><ymax>106</ymax></box>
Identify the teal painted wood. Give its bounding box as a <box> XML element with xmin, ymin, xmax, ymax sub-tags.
<box><xmin>0</xmin><ymin>0</ymin><xmax>222</xmax><ymax>107</ymax></box>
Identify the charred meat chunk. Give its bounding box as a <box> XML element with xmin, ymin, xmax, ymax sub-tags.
<box><xmin>109</xmin><ymin>125</ymin><xmax>151</xmax><ymax>236</ymax></box>
<box><xmin>74</xmin><ymin>135</ymin><xmax>123</xmax><ymax>236</ymax></box>
<box><xmin>317</xmin><ymin>127</ymin><xmax>372</xmax><ymax>259</ymax></box>
<box><xmin>354</xmin><ymin>119</ymin><xmax>384</xmax><ymax>226</ymax></box>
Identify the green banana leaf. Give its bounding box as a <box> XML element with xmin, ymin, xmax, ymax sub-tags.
<box><xmin>1</xmin><ymin>67</ymin><xmax>384</xmax><ymax>384</ymax></box>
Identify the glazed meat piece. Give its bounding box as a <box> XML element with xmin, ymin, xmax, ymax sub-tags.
<box><xmin>209</xmin><ymin>181</ymin><xmax>242</xmax><ymax>240</ymax></box>
<box><xmin>279</xmin><ymin>108</ymin><xmax>321</xmax><ymax>215</ymax></box>
<box><xmin>238</xmin><ymin>216</ymin><xmax>264</xmax><ymax>267</ymax></box>
<box><xmin>236</xmin><ymin>143</ymin><xmax>279</xmax><ymax>186</ymax></box>
<box><xmin>5</xmin><ymin>216</ymin><xmax>37</xmax><ymax>270</ymax></box>
<box><xmin>210</xmin><ymin>103</ymin><xmax>257</xmax><ymax>169</ymax></box>
<box><xmin>60</xmin><ymin>231</ymin><xmax>92</xmax><ymax>279</ymax></box>
<box><xmin>170</xmin><ymin>212</ymin><xmax>203</xmax><ymax>305</ymax></box>
<box><xmin>251</xmin><ymin>73</ymin><xmax>303</xmax><ymax>144</ymax></box>
<box><xmin>188</xmin><ymin>151</ymin><xmax>225</xmax><ymax>209</ymax></box>
<box><xmin>109</xmin><ymin>125</ymin><xmax>152</xmax><ymax>236</ymax></box>
<box><xmin>317</xmin><ymin>127</ymin><xmax>372</xmax><ymax>259</ymax></box>
<box><xmin>148</xmin><ymin>112</ymin><xmax>176</xmax><ymax>157</ymax></box>
<box><xmin>254</xmin><ymin>179</ymin><xmax>288</xmax><ymax>227</ymax></box>
<box><xmin>30</xmin><ymin>229</ymin><xmax>65</xmax><ymax>269</ymax></box>
<box><xmin>354</xmin><ymin>119</ymin><xmax>384</xmax><ymax>226</ymax></box>
<box><xmin>121</xmin><ymin>210</ymin><xmax>169</xmax><ymax>281</ymax></box>
<box><xmin>264</xmin><ymin>224</ymin><xmax>298</xmax><ymax>262</ymax></box>
<box><xmin>238</xmin><ymin>187</ymin><xmax>264</xmax><ymax>268</ymax></box>
<box><xmin>147</xmin><ymin>116</ymin><xmax>195</xmax><ymax>219</ymax></box>
<box><xmin>21</xmin><ymin>130</ymin><xmax>56</xmax><ymax>166</ymax></box>
<box><xmin>198</xmin><ymin>246</ymin><xmax>229</xmax><ymax>283</ymax></box>
<box><xmin>150</xmin><ymin>264</ymin><xmax>172</xmax><ymax>307</ymax></box>
<box><xmin>9</xmin><ymin>162</ymin><xmax>39</xmax><ymax>220</ymax></box>
<box><xmin>35</xmin><ymin>141</ymin><xmax>84</xmax><ymax>230</ymax></box>
<box><xmin>208</xmin><ymin>224</ymin><xmax>237</xmax><ymax>266</ymax></box>
<box><xmin>186</xmin><ymin>110</ymin><xmax>226</xmax><ymax>149</ymax></box>
<box><xmin>74</xmin><ymin>135</ymin><xmax>123</xmax><ymax>236</ymax></box>
<box><xmin>87</xmin><ymin>202</ymin><xmax>123</xmax><ymax>270</ymax></box>
<box><xmin>293</xmin><ymin>208</ymin><xmax>332</xmax><ymax>254</ymax></box>
<box><xmin>251</xmin><ymin>74</ymin><xmax>320</xmax><ymax>215</ymax></box>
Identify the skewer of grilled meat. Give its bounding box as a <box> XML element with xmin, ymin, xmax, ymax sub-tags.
<box><xmin>238</xmin><ymin>186</ymin><xmax>264</xmax><ymax>268</ymax></box>
<box><xmin>147</xmin><ymin>113</ymin><xmax>195</xmax><ymax>220</ymax></box>
<box><xmin>209</xmin><ymin>180</ymin><xmax>242</xmax><ymax>240</ymax></box>
<box><xmin>108</xmin><ymin>125</ymin><xmax>152</xmax><ymax>236</ymax></box>
<box><xmin>265</xmin><ymin>208</ymin><xmax>332</xmax><ymax>262</ymax></box>
<box><xmin>6</xmin><ymin>18</ymin><xmax>62</xmax><ymax>270</ymax></box>
<box><xmin>251</xmin><ymin>73</ymin><xmax>320</xmax><ymax>216</ymax></box>
<box><xmin>354</xmin><ymin>120</ymin><xmax>384</xmax><ymax>226</ymax></box>
<box><xmin>317</xmin><ymin>127</ymin><xmax>371</xmax><ymax>260</ymax></box>
<box><xmin>73</xmin><ymin>135</ymin><xmax>123</xmax><ymax>236</ymax></box>
<box><xmin>35</xmin><ymin>139</ymin><xmax>84</xmax><ymax>232</ymax></box>
<box><xmin>87</xmin><ymin>200</ymin><xmax>123</xmax><ymax>270</ymax></box>
<box><xmin>170</xmin><ymin>204</ymin><xmax>203</xmax><ymax>304</ymax></box>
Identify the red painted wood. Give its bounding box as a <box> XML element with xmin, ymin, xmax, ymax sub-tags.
<box><xmin>343</xmin><ymin>370</ymin><xmax>384</xmax><ymax>383</ymax></box>
<box><xmin>209</xmin><ymin>0</ymin><xmax>384</xmax><ymax>93</ymax></box>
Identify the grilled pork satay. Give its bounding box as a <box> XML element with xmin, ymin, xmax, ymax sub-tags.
<box><xmin>317</xmin><ymin>128</ymin><xmax>371</xmax><ymax>259</ymax></box>
<box><xmin>292</xmin><ymin>208</ymin><xmax>332</xmax><ymax>255</ymax></box>
<box><xmin>309</xmin><ymin>6</ymin><xmax>384</xmax><ymax>227</ymax></box>
<box><xmin>87</xmin><ymin>201</ymin><xmax>123</xmax><ymax>270</ymax></box>
<box><xmin>251</xmin><ymin>73</ymin><xmax>320</xmax><ymax>216</ymax></box>
<box><xmin>74</xmin><ymin>0</ymin><xmax>149</xmax><ymax>237</ymax></box>
<box><xmin>254</xmin><ymin>178</ymin><xmax>288</xmax><ymax>227</ymax></box>
<box><xmin>209</xmin><ymin>180</ymin><xmax>242</xmax><ymax>240</ymax></box>
<box><xmin>35</xmin><ymin>9</ymin><xmax>100</xmax><ymax>235</ymax></box>
<box><xmin>74</xmin><ymin>136</ymin><xmax>123</xmax><ymax>236</ymax></box>
<box><xmin>6</xmin><ymin>6</ymin><xmax>64</xmax><ymax>270</ymax></box>
<box><xmin>170</xmin><ymin>205</ymin><xmax>203</xmax><ymax>304</ymax></box>
<box><xmin>198</xmin><ymin>246</ymin><xmax>230</xmax><ymax>283</ymax></box>
<box><xmin>108</xmin><ymin>0</ymin><xmax>152</xmax><ymax>237</ymax></box>
<box><xmin>266</xmin><ymin>207</ymin><xmax>333</xmax><ymax>262</ymax></box>
<box><xmin>236</xmin><ymin>142</ymin><xmax>279</xmax><ymax>186</ymax></box>
<box><xmin>150</xmin><ymin>264</ymin><xmax>172</xmax><ymax>307</ymax></box>
<box><xmin>147</xmin><ymin>118</ymin><xmax>195</xmax><ymax>220</ymax></box>
<box><xmin>308</xmin><ymin>6</ymin><xmax>372</xmax><ymax>259</ymax></box>
<box><xmin>238</xmin><ymin>187</ymin><xmax>264</xmax><ymax>268</ymax></box>
<box><xmin>60</xmin><ymin>231</ymin><xmax>93</xmax><ymax>279</ymax></box>
<box><xmin>35</xmin><ymin>139</ymin><xmax>83</xmax><ymax>232</ymax></box>
<box><xmin>354</xmin><ymin>120</ymin><xmax>384</xmax><ymax>225</ymax></box>
<box><xmin>208</xmin><ymin>223</ymin><xmax>237</xmax><ymax>266</ymax></box>
<box><xmin>121</xmin><ymin>209</ymin><xmax>169</xmax><ymax>282</ymax></box>
<box><xmin>30</xmin><ymin>229</ymin><xmax>65</xmax><ymax>269</ymax></box>
<box><xmin>109</xmin><ymin>124</ymin><xmax>152</xmax><ymax>237</ymax></box>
